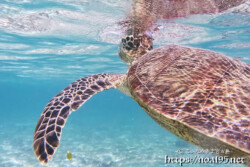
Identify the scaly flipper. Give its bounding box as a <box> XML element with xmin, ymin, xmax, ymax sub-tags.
<box><xmin>33</xmin><ymin>73</ymin><xmax>124</xmax><ymax>164</ymax></box>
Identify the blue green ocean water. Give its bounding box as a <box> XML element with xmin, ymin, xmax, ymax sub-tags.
<box><xmin>0</xmin><ymin>0</ymin><xmax>249</xmax><ymax>167</ymax></box>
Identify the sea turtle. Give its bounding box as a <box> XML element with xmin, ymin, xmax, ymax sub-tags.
<box><xmin>33</xmin><ymin>32</ymin><xmax>250</xmax><ymax>165</ymax></box>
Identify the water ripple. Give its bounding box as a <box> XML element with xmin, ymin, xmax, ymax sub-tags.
<box><xmin>0</xmin><ymin>0</ymin><xmax>249</xmax><ymax>80</ymax></box>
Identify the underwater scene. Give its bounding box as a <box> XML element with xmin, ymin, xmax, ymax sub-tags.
<box><xmin>0</xmin><ymin>0</ymin><xmax>249</xmax><ymax>167</ymax></box>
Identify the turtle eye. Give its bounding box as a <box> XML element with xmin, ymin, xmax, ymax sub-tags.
<box><xmin>133</xmin><ymin>38</ymin><xmax>140</xmax><ymax>48</ymax></box>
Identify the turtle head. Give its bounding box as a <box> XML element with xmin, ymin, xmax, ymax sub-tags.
<box><xmin>119</xmin><ymin>31</ymin><xmax>153</xmax><ymax>66</ymax></box>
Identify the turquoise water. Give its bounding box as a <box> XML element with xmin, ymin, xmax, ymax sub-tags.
<box><xmin>0</xmin><ymin>0</ymin><xmax>249</xmax><ymax>167</ymax></box>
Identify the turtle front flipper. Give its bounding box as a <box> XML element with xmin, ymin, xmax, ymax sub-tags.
<box><xmin>33</xmin><ymin>73</ymin><xmax>124</xmax><ymax>164</ymax></box>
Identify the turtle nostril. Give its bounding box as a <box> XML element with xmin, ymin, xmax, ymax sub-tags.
<box><xmin>131</xmin><ymin>37</ymin><xmax>134</xmax><ymax>41</ymax></box>
<box><xmin>126</xmin><ymin>36</ymin><xmax>130</xmax><ymax>41</ymax></box>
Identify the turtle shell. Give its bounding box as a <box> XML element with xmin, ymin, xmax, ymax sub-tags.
<box><xmin>127</xmin><ymin>45</ymin><xmax>250</xmax><ymax>157</ymax></box>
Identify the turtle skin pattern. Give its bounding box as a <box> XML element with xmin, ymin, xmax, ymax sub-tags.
<box><xmin>128</xmin><ymin>45</ymin><xmax>250</xmax><ymax>154</ymax></box>
<box><xmin>33</xmin><ymin>73</ymin><xmax>123</xmax><ymax>164</ymax></box>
